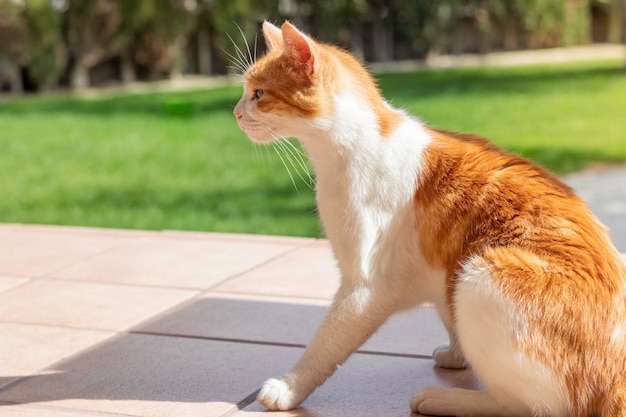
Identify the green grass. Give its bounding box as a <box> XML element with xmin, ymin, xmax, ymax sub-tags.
<box><xmin>1</xmin><ymin>60</ymin><xmax>625</xmax><ymax>237</ymax></box>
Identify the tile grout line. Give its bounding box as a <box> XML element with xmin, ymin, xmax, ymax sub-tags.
<box><xmin>204</xmin><ymin>240</ymin><xmax>316</xmax><ymax>291</ymax></box>
<box><xmin>37</xmin><ymin>236</ymin><xmax>148</xmax><ymax>281</ymax></box>
<box><xmin>0</xmin><ymin>278</ymin><xmax>33</xmax><ymax>295</ymax></box>
<box><xmin>31</xmin><ymin>276</ymin><xmax>205</xmax><ymax>292</ymax></box>
<box><xmin>0</xmin><ymin>400</ymin><xmax>136</xmax><ymax>416</ymax></box>
<box><xmin>235</xmin><ymin>388</ymin><xmax>262</xmax><ymax>412</ymax></box>
<box><xmin>203</xmin><ymin>289</ymin><xmax>333</xmax><ymax>307</ymax></box>
<box><xmin>131</xmin><ymin>330</ymin><xmax>434</xmax><ymax>360</ymax></box>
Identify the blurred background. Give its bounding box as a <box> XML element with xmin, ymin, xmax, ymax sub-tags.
<box><xmin>0</xmin><ymin>0</ymin><xmax>625</xmax><ymax>246</ymax></box>
<box><xmin>0</xmin><ymin>0</ymin><xmax>625</xmax><ymax>93</ymax></box>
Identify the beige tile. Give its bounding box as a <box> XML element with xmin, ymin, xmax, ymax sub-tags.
<box><xmin>0</xmin><ymin>334</ymin><xmax>304</xmax><ymax>417</ymax></box>
<box><xmin>163</xmin><ymin>230</ymin><xmax>315</xmax><ymax>246</ymax></box>
<box><xmin>0</xmin><ymin>280</ymin><xmax>196</xmax><ymax>331</ymax></box>
<box><xmin>7</xmin><ymin>224</ymin><xmax>156</xmax><ymax>238</ymax></box>
<box><xmin>0</xmin><ymin>323</ymin><xmax>112</xmax><ymax>388</ymax></box>
<box><xmin>49</xmin><ymin>237</ymin><xmax>300</xmax><ymax>289</ymax></box>
<box><xmin>139</xmin><ymin>294</ymin><xmax>448</xmax><ymax>357</ymax></box>
<box><xmin>0</xmin><ymin>403</ymin><xmax>133</xmax><ymax>416</ymax></box>
<box><xmin>0</xmin><ymin>276</ymin><xmax>29</xmax><ymax>293</ymax></box>
<box><xmin>214</xmin><ymin>241</ymin><xmax>340</xmax><ymax>299</ymax></box>
<box><xmin>0</xmin><ymin>224</ymin><xmax>21</xmax><ymax>230</ymax></box>
<box><xmin>0</xmin><ymin>228</ymin><xmax>129</xmax><ymax>277</ymax></box>
<box><xmin>237</xmin><ymin>353</ymin><xmax>480</xmax><ymax>417</ymax></box>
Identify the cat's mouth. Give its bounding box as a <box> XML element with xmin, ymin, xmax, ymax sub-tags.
<box><xmin>241</xmin><ymin>124</ymin><xmax>275</xmax><ymax>144</ymax></box>
<box><xmin>238</xmin><ymin>118</ymin><xmax>277</xmax><ymax>144</ymax></box>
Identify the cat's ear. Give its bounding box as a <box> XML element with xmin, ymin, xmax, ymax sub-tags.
<box><xmin>281</xmin><ymin>21</ymin><xmax>316</xmax><ymax>75</ymax></box>
<box><xmin>262</xmin><ymin>21</ymin><xmax>283</xmax><ymax>51</ymax></box>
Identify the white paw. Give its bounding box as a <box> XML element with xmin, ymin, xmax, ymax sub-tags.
<box><xmin>257</xmin><ymin>377</ymin><xmax>302</xmax><ymax>411</ymax></box>
<box><xmin>410</xmin><ymin>386</ymin><xmax>452</xmax><ymax>415</ymax></box>
<box><xmin>432</xmin><ymin>344</ymin><xmax>468</xmax><ymax>369</ymax></box>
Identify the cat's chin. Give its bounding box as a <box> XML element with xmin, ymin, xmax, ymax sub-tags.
<box><xmin>238</xmin><ymin>124</ymin><xmax>276</xmax><ymax>144</ymax></box>
<box><xmin>247</xmin><ymin>134</ymin><xmax>277</xmax><ymax>145</ymax></box>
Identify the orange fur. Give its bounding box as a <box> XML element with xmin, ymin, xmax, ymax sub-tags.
<box><xmin>246</xmin><ymin>22</ymin><xmax>402</xmax><ymax>137</ymax></box>
<box><xmin>415</xmin><ymin>127</ymin><xmax>626</xmax><ymax>416</ymax></box>
<box><xmin>239</xmin><ymin>22</ymin><xmax>626</xmax><ymax>416</ymax></box>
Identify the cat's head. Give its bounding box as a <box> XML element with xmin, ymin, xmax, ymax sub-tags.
<box><xmin>233</xmin><ymin>21</ymin><xmax>331</xmax><ymax>144</ymax></box>
<box><xmin>234</xmin><ymin>21</ymin><xmax>393</xmax><ymax>145</ymax></box>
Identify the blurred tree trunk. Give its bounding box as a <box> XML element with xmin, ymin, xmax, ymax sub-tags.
<box><xmin>371</xmin><ymin>3</ymin><xmax>393</xmax><ymax>61</ymax></box>
<box><xmin>196</xmin><ymin>22</ymin><xmax>212</xmax><ymax>75</ymax></box>
<box><xmin>350</xmin><ymin>23</ymin><xmax>364</xmax><ymax>60</ymax></box>
<box><xmin>64</xmin><ymin>0</ymin><xmax>120</xmax><ymax>90</ymax></box>
<box><xmin>0</xmin><ymin>58</ymin><xmax>23</xmax><ymax>94</ymax></box>
<box><xmin>70</xmin><ymin>63</ymin><xmax>89</xmax><ymax>89</ymax></box>
<box><xmin>0</xmin><ymin>2</ymin><xmax>24</xmax><ymax>94</ymax></box>
<box><xmin>623</xmin><ymin>0</ymin><xmax>626</xmax><ymax>42</ymax></box>
<box><xmin>120</xmin><ymin>49</ymin><xmax>135</xmax><ymax>84</ymax></box>
<box><xmin>622</xmin><ymin>0</ymin><xmax>626</xmax><ymax>70</ymax></box>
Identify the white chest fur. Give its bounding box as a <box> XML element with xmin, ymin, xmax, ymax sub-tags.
<box><xmin>300</xmin><ymin>94</ymin><xmax>446</xmax><ymax>310</ymax></box>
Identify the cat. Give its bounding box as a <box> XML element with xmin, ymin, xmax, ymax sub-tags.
<box><xmin>233</xmin><ymin>21</ymin><xmax>626</xmax><ymax>417</ymax></box>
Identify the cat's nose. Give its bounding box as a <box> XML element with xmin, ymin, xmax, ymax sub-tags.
<box><xmin>233</xmin><ymin>109</ymin><xmax>243</xmax><ymax>120</ymax></box>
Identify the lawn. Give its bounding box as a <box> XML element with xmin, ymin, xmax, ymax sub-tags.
<box><xmin>1</xmin><ymin>60</ymin><xmax>625</xmax><ymax>237</ymax></box>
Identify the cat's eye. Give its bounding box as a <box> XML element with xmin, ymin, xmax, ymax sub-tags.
<box><xmin>254</xmin><ymin>89</ymin><xmax>264</xmax><ymax>99</ymax></box>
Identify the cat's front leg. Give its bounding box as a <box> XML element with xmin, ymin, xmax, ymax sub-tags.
<box><xmin>258</xmin><ymin>287</ymin><xmax>390</xmax><ymax>410</ymax></box>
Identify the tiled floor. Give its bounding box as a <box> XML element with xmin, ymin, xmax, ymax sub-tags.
<box><xmin>0</xmin><ymin>224</ymin><xmax>624</xmax><ymax>417</ymax></box>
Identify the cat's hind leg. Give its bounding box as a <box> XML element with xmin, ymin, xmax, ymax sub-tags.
<box><xmin>410</xmin><ymin>387</ymin><xmax>515</xmax><ymax>417</ymax></box>
<box><xmin>445</xmin><ymin>252</ymin><xmax>569</xmax><ymax>417</ymax></box>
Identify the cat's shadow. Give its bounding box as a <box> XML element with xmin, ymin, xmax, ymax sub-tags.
<box><xmin>0</xmin><ymin>297</ymin><xmax>471</xmax><ymax>417</ymax></box>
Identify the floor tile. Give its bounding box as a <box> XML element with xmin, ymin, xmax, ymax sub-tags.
<box><xmin>163</xmin><ymin>230</ymin><xmax>315</xmax><ymax>246</ymax></box>
<box><xmin>7</xmin><ymin>224</ymin><xmax>155</xmax><ymax>239</ymax></box>
<box><xmin>0</xmin><ymin>403</ymin><xmax>133</xmax><ymax>416</ymax></box>
<box><xmin>49</xmin><ymin>237</ymin><xmax>299</xmax><ymax>289</ymax></box>
<box><xmin>0</xmin><ymin>277</ymin><xmax>29</xmax><ymax>293</ymax></box>
<box><xmin>0</xmin><ymin>229</ymin><xmax>129</xmax><ymax>277</ymax></box>
<box><xmin>237</xmin><ymin>353</ymin><xmax>480</xmax><ymax>417</ymax></box>
<box><xmin>138</xmin><ymin>294</ymin><xmax>448</xmax><ymax>357</ymax></box>
<box><xmin>0</xmin><ymin>334</ymin><xmax>304</xmax><ymax>417</ymax></box>
<box><xmin>0</xmin><ymin>280</ymin><xmax>196</xmax><ymax>331</ymax></box>
<box><xmin>214</xmin><ymin>241</ymin><xmax>340</xmax><ymax>299</ymax></box>
<box><xmin>0</xmin><ymin>323</ymin><xmax>112</xmax><ymax>389</ymax></box>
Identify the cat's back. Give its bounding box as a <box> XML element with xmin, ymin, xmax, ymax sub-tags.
<box><xmin>414</xmin><ymin>127</ymin><xmax>623</xmax><ymax>282</ymax></box>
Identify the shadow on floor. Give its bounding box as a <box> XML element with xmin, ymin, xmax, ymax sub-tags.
<box><xmin>0</xmin><ymin>297</ymin><xmax>469</xmax><ymax>417</ymax></box>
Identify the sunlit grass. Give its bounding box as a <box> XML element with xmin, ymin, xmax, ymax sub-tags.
<box><xmin>1</xmin><ymin>60</ymin><xmax>624</xmax><ymax>236</ymax></box>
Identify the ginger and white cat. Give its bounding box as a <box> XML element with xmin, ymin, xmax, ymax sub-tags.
<box><xmin>233</xmin><ymin>21</ymin><xmax>626</xmax><ymax>416</ymax></box>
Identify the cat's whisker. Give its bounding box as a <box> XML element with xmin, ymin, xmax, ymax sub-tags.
<box><xmin>235</xmin><ymin>22</ymin><xmax>254</xmax><ymax>68</ymax></box>
<box><xmin>282</xmin><ymin>137</ymin><xmax>310</xmax><ymax>162</ymax></box>
<box><xmin>222</xmin><ymin>45</ymin><xmax>247</xmax><ymax>71</ymax></box>
<box><xmin>253</xmin><ymin>32</ymin><xmax>258</xmax><ymax>63</ymax></box>
<box><xmin>275</xmin><ymin>139</ymin><xmax>312</xmax><ymax>189</ymax></box>
<box><xmin>226</xmin><ymin>57</ymin><xmax>247</xmax><ymax>75</ymax></box>
<box><xmin>226</xmin><ymin>32</ymin><xmax>250</xmax><ymax>72</ymax></box>
<box><xmin>263</xmin><ymin>140</ymin><xmax>272</xmax><ymax>165</ymax></box>
<box><xmin>266</xmin><ymin>127</ymin><xmax>314</xmax><ymax>188</ymax></box>
<box><xmin>270</xmin><ymin>139</ymin><xmax>299</xmax><ymax>192</ymax></box>
<box><xmin>253</xmin><ymin>143</ymin><xmax>269</xmax><ymax>169</ymax></box>
<box><xmin>226</xmin><ymin>32</ymin><xmax>248</xmax><ymax>67</ymax></box>
<box><xmin>279</xmin><ymin>139</ymin><xmax>314</xmax><ymax>187</ymax></box>
<box><xmin>226</xmin><ymin>64</ymin><xmax>246</xmax><ymax>75</ymax></box>
<box><xmin>222</xmin><ymin>49</ymin><xmax>248</xmax><ymax>74</ymax></box>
